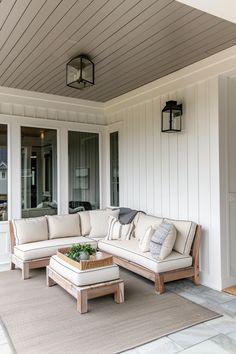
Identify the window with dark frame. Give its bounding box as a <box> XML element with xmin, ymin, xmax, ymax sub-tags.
<box><xmin>68</xmin><ymin>131</ymin><xmax>100</xmax><ymax>212</ymax></box>
<box><xmin>110</xmin><ymin>131</ymin><xmax>119</xmax><ymax>207</ymax></box>
<box><xmin>0</xmin><ymin>124</ymin><xmax>7</xmax><ymax>221</ymax></box>
<box><xmin>21</xmin><ymin>127</ymin><xmax>57</xmax><ymax>218</ymax></box>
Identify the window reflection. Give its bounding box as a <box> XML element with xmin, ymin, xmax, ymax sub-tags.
<box><xmin>21</xmin><ymin>127</ymin><xmax>57</xmax><ymax>218</ymax></box>
<box><xmin>110</xmin><ymin>131</ymin><xmax>119</xmax><ymax>207</ymax></box>
<box><xmin>0</xmin><ymin>125</ymin><xmax>7</xmax><ymax>221</ymax></box>
<box><xmin>68</xmin><ymin>131</ymin><xmax>99</xmax><ymax>212</ymax></box>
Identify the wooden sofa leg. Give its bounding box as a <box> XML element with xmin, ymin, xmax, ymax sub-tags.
<box><xmin>11</xmin><ymin>262</ymin><xmax>15</xmax><ymax>270</ymax></box>
<box><xmin>192</xmin><ymin>272</ymin><xmax>200</xmax><ymax>285</ymax></box>
<box><xmin>155</xmin><ymin>274</ymin><xmax>165</xmax><ymax>294</ymax></box>
<box><xmin>22</xmin><ymin>263</ymin><xmax>30</xmax><ymax>280</ymax></box>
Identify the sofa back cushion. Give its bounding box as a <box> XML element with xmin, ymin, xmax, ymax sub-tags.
<box><xmin>150</xmin><ymin>221</ymin><xmax>177</xmax><ymax>260</ymax></box>
<box><xmin>13</xmin><ymin>216</ymin><xmax>48</xmax><ymax>245</ymax></box>
<box><xmin>135</xmin><ymin>213</ymin><xmax>163</xmax><ymax>240</ymax></box>
<box><xmin>47</xmin><ymin>214</ymin><xmax>81</xmax><ymax>239</ymax></box>
<box><xmin>105</xmin><ymin>216</ymin><xmax>134</xmax><ymax>241</ymax></box>
<box><xmin>89</xmin><ymin>209</ymin><xmax>120</xmax><ymax>238</ymax></box>
<box><xmin>78</xmin><ymin>211</ymin><xmax>91</xmax><ymax>236</ymax></box>
<box><xmin>164</xmin><ymin>218</ymin><xmax>197</xmax><ymax>255</ymax></box>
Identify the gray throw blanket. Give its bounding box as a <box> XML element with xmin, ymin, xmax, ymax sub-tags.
<box><xmin>118</xmin><ymin>207</ymin><xmax>145</xmax><ymax>224</ymax></box>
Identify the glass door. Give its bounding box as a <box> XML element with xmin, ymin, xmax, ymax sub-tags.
<box><xmin>68</xmin><ymin>131</ymin><xmax>99</xmax><ymax>212</ymax></box>
<box><xmin>21</xmin><ymin>127</ymin><xmax>57</xmax><ymax>218</ymax></box>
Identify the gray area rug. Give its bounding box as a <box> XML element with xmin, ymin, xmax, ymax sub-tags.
<box><xmin>0</xmin><ymin>268</ymin><xmax>219</xmax><ymax>354</ymax></box>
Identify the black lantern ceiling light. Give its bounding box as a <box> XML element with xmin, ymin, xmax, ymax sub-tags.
<box><xmin>161</xmin><ymin>100</ymin><xmax>182</xmax><ymax>133</ymax></box>
<box><xmin>66</xmin><ymin>55</ymin><xmax>94</xmax><ymax>90</ymax></box>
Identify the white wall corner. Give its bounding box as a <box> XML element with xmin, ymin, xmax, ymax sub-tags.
<box><xmin>219</xmin><ymin>75</ymin><xmax>236</xmax><ymax>288</ymax></box>
<box><xmin>218</xmin><ymin>75</ymin><xmax>230</xmax><ymax>289</ymax></box>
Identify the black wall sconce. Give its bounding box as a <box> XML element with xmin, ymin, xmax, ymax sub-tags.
<box><xmin>161</xmin><ymin>100</ymin><xmax>182</xmax><ymax>133</ymax></box>
<box><xmin>66</xmin><ymin>55</ymin><xmax>94</xmax><ymax>90</ymax></box>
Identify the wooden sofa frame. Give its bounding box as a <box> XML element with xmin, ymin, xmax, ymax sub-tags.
<box><xmin>10</xmin><ymin>220</ymin><xmax>201</xmax><ymax>293</ymax></box>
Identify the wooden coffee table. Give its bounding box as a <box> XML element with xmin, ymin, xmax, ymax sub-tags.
<box><xmin>46</xmin><ymin>252</ymin><xmax>124</xmax><ymax>314</ymax></box>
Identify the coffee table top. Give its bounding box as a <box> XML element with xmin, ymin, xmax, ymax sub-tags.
<box><xmin>57</xmin><ymin>248</ymin><xmax>113</xmax><ymax>271</ymax></box>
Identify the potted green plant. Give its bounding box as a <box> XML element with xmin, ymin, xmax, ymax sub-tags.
<box><xmin>66</xmin><ymin>244</ymin><xmax>96</xmax><ymax>262</ymax></box>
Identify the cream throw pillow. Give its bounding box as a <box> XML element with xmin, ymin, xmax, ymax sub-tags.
<box><xmin>150</xmin><ymin>221</ymin><xmax>177</xmax><ymax>260</ymax></box>
<box><xmin>47</xmin><ymin>214</ymin><xmax>81</xmax><ymax>239</ymax></box>
<box><xmin>138</xmin><ymin>226</ymin><xmax>155</xmax><ymax>252</ymax></box>
<box><xmin>106</xmin><ymin>216</ymin><xmax>134</xmax><ymax>240</ymax></box>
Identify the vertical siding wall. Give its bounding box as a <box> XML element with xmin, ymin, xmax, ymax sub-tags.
<box><xmin>106</xmin><ymin>77</ymin><xmax>221</xmax><ymax>289</ymax></box>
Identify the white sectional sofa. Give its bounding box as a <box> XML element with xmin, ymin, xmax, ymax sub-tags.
<box><xmin>10</xmin><ymin>209</ymin><xmax>201</xmax><ymax>294</ymax></box>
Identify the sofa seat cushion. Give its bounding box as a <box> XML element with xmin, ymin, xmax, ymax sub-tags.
<box><xmin>98</xmin><ymin>239</ymin><xmax>192</xmax><ymax>273</ymax></box>
<box><xmin>49</xmin><ymin>255</ymin><xmax>120</xmax><ymax>286</ymax></box>
<box><xmin>14</xmin><ymin>236</ymin><xmax>97</xmax><ymax>261</ymax></box>
<box><xmin>47</xmin><ymin>214</ymin><xmax>81</xmax><ymax>239</ymax></box>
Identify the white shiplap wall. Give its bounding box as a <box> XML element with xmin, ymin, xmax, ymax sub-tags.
<box><xmin>106</xmin><ymin>77</ymin><xmax>221</xmax><ymax>289</ymax></box>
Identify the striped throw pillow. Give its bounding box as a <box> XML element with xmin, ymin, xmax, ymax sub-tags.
<box><xmin>105</xmin><ymin>216</ymin><xmax>134</xmax><ymax>241</ymax></box>
<box><xmin>150</xmin><ymin>221</ymin><xmax>177</xmax><ymax>260</ymax></box>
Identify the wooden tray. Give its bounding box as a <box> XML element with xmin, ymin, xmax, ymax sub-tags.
<box><xmin>57</xmin><ymin>248</ymin><xmax>113</xmax><ymax>270</ymax></box>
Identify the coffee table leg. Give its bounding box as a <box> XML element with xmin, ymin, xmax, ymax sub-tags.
<box><xmin>77</xmin><ymin>289</ymin><xmax>88</xmax><ymax>314</ymax></box>
<box><xmin>114</xmin><ymin>281</ymin><xmax>124</xmax><ymax>304</ymax></box>
<box><xmin>46</xmin><ymin>267</ymin><xmax>56</xmax><ymax>287</ymax></box>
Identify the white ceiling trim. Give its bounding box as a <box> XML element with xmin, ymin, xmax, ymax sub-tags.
<box><xmin>176</xmin><ymin>0</ymin><xmax>236</xmax><ymax>24</ymax></box>
<box><xmin>0</xmin><ymin>86</ymin><xmax>104</xmax><ymax>114</ymax></box>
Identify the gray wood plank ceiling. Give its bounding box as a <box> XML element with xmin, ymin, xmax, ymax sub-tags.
<box><xmin>0</xmin><ymin>0</ymin><xmax>235</xmax><ymax>102</ymax></box>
